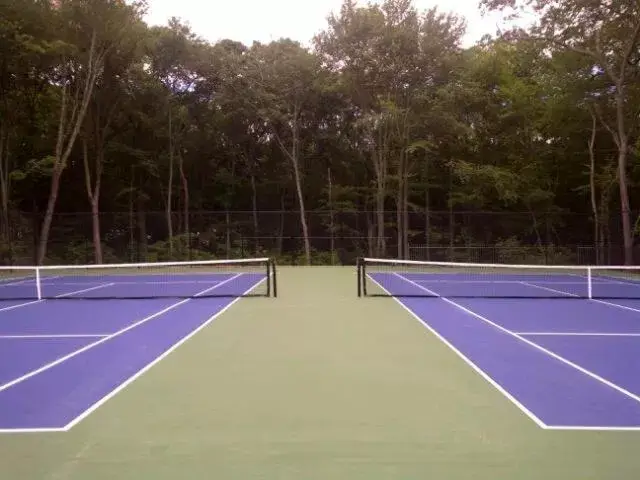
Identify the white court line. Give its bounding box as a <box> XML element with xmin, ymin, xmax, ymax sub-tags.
<box><xmin>0</xmin><ymin>273</ymin><xmax>243</xmax><ymax>397</ymax></box>
<box><xmin>394</xmin><ymin>273</ymin><xmax>640</xmax><ymax>416</ymax></box>
<box><xmin>0</xmin><ymin>300</ymin><xmax>43</xmax><ymax>313</ymax></box>
<box><xmin>30</xmin><ymin>280</ymin><xmax>225</xmax><ymax>287</ymax></box>
<box><xmin>54</xmin><ymin>282</ymin><xmax>115</xmax><ymax>298</ymax></box>
<box><xmin>518</xmin><ymin>281</ymin><xmax>580</xmax><ymax>297</ymax></box>
<box><xmin>516</xmin><ymin>332</ymin><xmax>640</xmax><ymax>337</ymax></box>
<box><xmin>367</xmin><ymin>274</ymin><xmax>548</xmax><ymax>429</ymax></box>
<box><xmin>519</xmin><ymin>279</ymin><xmax>640</xmax><ymax>315</ymax></box>
<box><xmin>0</xmin><ymin>334</ymin><xmax>109</xmax><ymax>339</ymax></box>
<box><xmin>0</xmin><ymin>427</ymin><xmax>66</xmax><ymax>433</ymax></box>
<box><xmin>0</xmin><ymin>281</ymin><xmax>115</xmax><ymax>315</ymax></box>
<box><xmin>415</xmin><ymin>279</ymin><xmax>589</xmax><ymax>285</ymax></box>
<box><xmin>62</xmin><ymin>275</ymin><xmax>267</xmax><ymax>432</ymax></box>
<box><xmin>544</xmin><ymin>425</ymin><xmax>640</xmax><ymax>431</ymax></box>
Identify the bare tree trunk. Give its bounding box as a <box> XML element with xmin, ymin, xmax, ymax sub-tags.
<box><xmin>225</xmin><ymin>210</ymin><xmax>231</xmax><ymax>257</ymax></box>
<box><xmin>274</xmin><ymin>104</ymin><xmax>310</xmax><ymax>265</ymax></box>
<box><xmin>277</xmin><ymin>191</ymin><xmax>285</xmax><ymax>255</ymax></box>
<box><xmin>38</xmin><ymin>33</ymin><xmax>105</xmax><ymax>264</ymax></box>
<box><xmin>375</xmin><ymin>176</ymin><xmax>385</xmax><ymax>257</ymax></box>
<box><xmin>178</xmin><ymin>152</ymin><xmax>189</xmax><ymax>236</ymax></box>
<box><xmin>328</xmin><ymin>167</ymin><xmax>335</xmax><ymax>264</ymax></box>
<box><xmin>424</xmin><ymin>158</ymin><xmax>430</xmax><ymax>261</ymax></box>
<box><xmin>448</xmin><ymin>167</ymin><xmax>454</xmax><ymax>261</ymax></box>
<box><xmin>251</xmin><ymin>173</ymin><xmax>259</xmax><ymax>254</ymax></box>
<box><xmin>588</xmin><ymin>109</ymin><xmax>600</xmax><ymax>264</ymax></box>
<box><xmin>0</xmin><ymin>125</ymin><xmax>11</xmax><ymax>241</ymax></box>
<box><xmin>82</xmin><ymin>137</ymin><xmax>103</xmax><ymax>263</ymax></box>
<box><xmin>128</xmin><ymin>167</ymin><xmax>135</xmax><ymax>261</ymax></box>
<box><xmin>291</xmin><ymin>148</ymin><xmax>310</xmax><ymax>264</ymax></box>
<box><xmin>618</xmin><ymin>144</ymin><xmax>632</xmax><ymax>264</ymax></box>
<box><xmin>166</xmin><ymin>105</ymin><xmax>174</xmax><ymax>258</ymax></box>
<box><xmin>137</xmin><ymin>194</ymin><xmax>147</xmax><ymax>261</ymax></box>
<box><xmin>396</xmin><ymin>153</ymin><xmax>404</xmax><ymax>259</ymax></box>
<box><xmin>367</xmin><ymin>210</ymin><xmax>374</xmax><ymax>257</ymax></box>
<box><xmin>403</xmin><ymin>162</ymin><xmax>410</xmax><ymax>260</ymax></box>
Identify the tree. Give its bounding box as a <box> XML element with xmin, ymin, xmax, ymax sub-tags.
<box><xmin>37</xmin><ymin>0</ymin><xmax>144</xmax><ymax>264</ymax></box>
<box><xmin>481</xmin><ymin>0</ymin><xmax>640</xmax><ymax>263</ymax></box>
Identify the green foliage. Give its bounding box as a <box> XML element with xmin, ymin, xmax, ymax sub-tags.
<box><xmin>0</xmin><ymin>0</ymin><xmax>638</xmax><ymax>266</ymax></box>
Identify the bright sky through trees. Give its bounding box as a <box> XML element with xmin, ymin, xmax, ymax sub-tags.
<box><xmin>143</xmin><ymin>0</ymin><xmax>532</xmax><ymax>47</ymax></box>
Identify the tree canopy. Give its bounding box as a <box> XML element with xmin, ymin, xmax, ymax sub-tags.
<box><xmin>1</xmin><ymin>0</ymin><xmax>639</xmax><ymax>265</ymax></box>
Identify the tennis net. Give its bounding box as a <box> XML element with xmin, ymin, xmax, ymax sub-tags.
<box><xmin>0</xmin><ymin>258</ymin><xmax>277</xmax><ymax>300</ymax></box>
<box><xmin>357</xmin><ymin>257</ymin><xmax>640</xmax><ymax>299</ymax></box>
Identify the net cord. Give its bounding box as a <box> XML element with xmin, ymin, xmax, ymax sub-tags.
<box><xmin>0</xmin><ymin>258</ymin><xmax>272</xmax><ymax>272</ymax></box>
<box><xmin>362</xmin><ymin>257</ymin><xmax>640</xmax><ymax>272</ymax></box>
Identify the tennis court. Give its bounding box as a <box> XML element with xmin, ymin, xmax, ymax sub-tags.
<box><xmin>360</xmin><ymin>258</ymin><xmax>640</xmax><ymax>429</ymax></box>
<box><xmin>1</xmin><ymin>261</ymin><xmax>640</xmax><ymax>479</ymax></box>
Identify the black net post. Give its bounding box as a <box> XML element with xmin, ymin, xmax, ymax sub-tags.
<box><xmin>271</xmin><ymin>258</ymin><xmax>277</xmax><ymax>298</ymax></box>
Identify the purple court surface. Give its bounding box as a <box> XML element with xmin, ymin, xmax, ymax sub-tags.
<box><xmin>370</xmin><ymin>272</ymin><xmax>640</xmax><ymax>430</ymax></box>
<box><xmin>0</xmin><ymin>273</ymin><xmax>265</xmax><ymax>433</ymax></box>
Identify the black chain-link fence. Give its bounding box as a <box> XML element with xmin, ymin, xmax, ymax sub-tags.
<box><xmin>0</xmin><ymin>209</ymin><xmax>632</xmax><ymax>266</ymax></box>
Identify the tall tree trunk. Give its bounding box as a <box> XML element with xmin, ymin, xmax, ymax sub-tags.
<box><xmin>251</xmin><ymin>173</ymin><xmax>259</xmax><ymax>254</ymax></box>
<box><xmin>225</xmin><ymin>210</ymin><xmax>231</xmax><ymax>257</ymax></box>
<box><xmin>0</xmin><ymin>124</ymin><xmax>11</xmax><ymax>243</ymax></box>
<box><xmin>448</xmin><ymin>167</ymin><xmax>454</xmax><ymax>261</ymax></box>
<box><xmin>403</xmin><ymin>161</ymin><xmax>410</xmax><ymax>260</ymax></box>
<box><xmin>82</xmin><ymin>137</ymin><xmax>103</xmax><ymax>264</ymax></box>
<box><xmin>424</xmin><ymin>157</ymin><xmax>430</xmax><ymax>261</ymax></box>
<box><xmin>166</xmin><ymin>105</ymin><xmax>174</xmax><ymax>258</ymax></box>
<box><xmin>178</xmin><ymin>152</ymin><xmax>189</xmax><ymax>237</ymax></box>
<box><xmin>274</xmin><ymin>105</ymin><xmax>310</xmax><ymax>265</ymax></box>
<box><xmin>618</xmin><ymin>145</ymin><xmax>632</xmax><ymax>265</ymax></box>
<box><xmin>277</xmin><ymin>191</ymin><xmax>285</xmax><ymax>255</ymax></box>
<box><xmin>291</xmin><ymin>148</ymin><xmax>310</xmax><ymax>265</ymax></box>
<box><xmin>396</xmin><ymin>153</ymin><xmax>404</xmax><ymax>259</ymax></box>
<box><xmin>38</xmin><ymin>33</ymin><xmax>105</xmax><ymax>265</ymax></box>
<box><xmin>137</xmin><ymin>193</ymin><xmax>147</xmax><ymax>261</ymax></box>
<box><xmin>328</xmin><ymin>167</ymin><xmax>335</xmax><ymax>264</ymax></box>
<box><xmin>128</xmin><ymin>167</ymin><xmax>135</xmax><ymax>261</ymax></box>
<box><xmin>588</xmin><ymin>109</ymin><xmax>600</xmax><ymax>264</ymax></box>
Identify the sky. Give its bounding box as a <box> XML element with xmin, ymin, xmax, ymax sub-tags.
<box><xmin>143</xmin><ymin>0</ymin><xmax>531</xmax><ymax>48</ymax></box>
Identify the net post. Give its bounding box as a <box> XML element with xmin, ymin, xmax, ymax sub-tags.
<box><xmin>357</xmin><ymin>258</ymin><xmax>362</xmax><ymax>297</ymax></box>
<box><xmin>35</xmin><ymin>267</ymin><xmax>42</xmax><ymax>300</ymax></box>
<box><xmin>587</xmin><ymin>266</ymin><xmax>593</xmax><ymax>299</ymax></box>
<box><xmin>271</xmin><ymin>259</ymin><xmax>277</xmax><ymax>298</ymax></box>
<box><xmin>266</xmin><ymin>259</ymin><xmax>271</xmax><ymax>297</ymax></box>
<box><xmin>362</xmin><ymin>258</ymin><xmax>368</xmax><ymax>296</ymax></box>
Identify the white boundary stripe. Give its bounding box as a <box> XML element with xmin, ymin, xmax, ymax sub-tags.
<box><xmin>521</xmin><ymin>278</ymin><xmax>640</xmax><ymax>315</ymax></box>
<box><xmin>367</xmin><ymin>274</ymin><xmax>548</xmax><ymax>429</ymax></box>
<box><xmin>0</xmin><ymin>275</ymin><xmax>35</xmax><ymax>284</ymax></box>
<box><xmin>544</xmin><ymin>425</ymin><xmax>640</xmax><ymax>431</ymax></box>
<box><xmin>0</xmin><ymin>427</ymin><xmax>66</xmax><ymax>433</ymax></box>
<box><xmin>5</xmin><ymin>278</ymin><xmax>37</xmax><ymax>286</ymax></box>
<box><xmin>394</xmin><ymin>273</ymin><xmax>640</xmax><ymax>427</ymax></box>
<box><xmin>54</xmin><ymin>282</ymin><xmax>115</xmax><ymax>299</ymax></box>
<box><xmin>61</xmin><ymin>275</ymin><xmax>267</xmax><ymax>432</ymax></box>
<box><xmin>518</xmin><ymin>281</ymin><xmax>580</xmax><ymax>298</ymax></box>
<box><xmin>592</xmin><ymin>298</ymin><xmax>640</xmax><ymax>314</ymax></box>
<box><xmin>0</xmin><ymin>334</ymin><xmax>110</xmax><ymax>339</ymax></box>
<box><xmin>32</xmin><ymin>280</ymin><xmax>225</xmax><ymax>287</ymax></box>
<box><xmin>0</xmin><ymin>300</ymin><xmax>42</xmax><ymax>313</ymax></box>
<box><xmin>415</xmin><ymin>279</ymin><xmax>591</xmax><ymax>285</ymax></box>
<box><xmin>516</xmin><ymin>332</ymin><xmax>640</xmax><ymax>337</ymax></box>
<box><xmin>0</xmin><ymin>274</ymin><xmax>242</xmax><ymax>395</ymax></box>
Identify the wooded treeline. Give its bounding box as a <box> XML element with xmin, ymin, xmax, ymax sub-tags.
<box><xmin>1</xmin><ymin>0</ymin><xmax>640</xmax><ymax>266</ymax></box>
